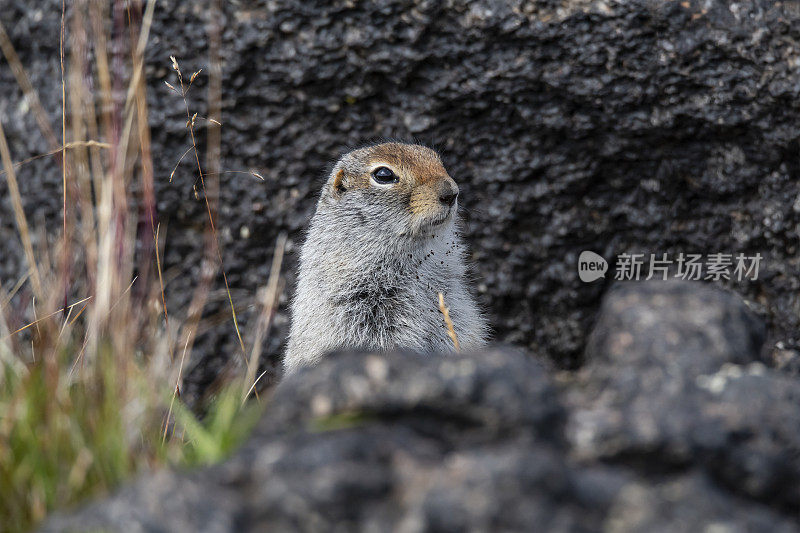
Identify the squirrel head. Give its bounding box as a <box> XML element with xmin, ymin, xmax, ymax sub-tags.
<box><xmin>320</xmin><ymin>142</ymin><xmax>460</xmax><ymax>238</ymax></box>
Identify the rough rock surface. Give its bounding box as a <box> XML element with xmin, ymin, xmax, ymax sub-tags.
<box><xmin>566</xmin><ymin>281</ymin><xmax>800</xmax><ymax>515</ymax></box>
<box><xmin>3</xmin><ymin>0</ymin><xmax>800</xmax><ymax>394</ymax></box>
<box><xmin>585</xmin><ymin>279</ymin><xmax>766</xmax><ymax>371</ymax></box>
<box><xmin>44</xmin><ymin>281</ymin><xmax>800</xmax><ymax>531</ymax></box>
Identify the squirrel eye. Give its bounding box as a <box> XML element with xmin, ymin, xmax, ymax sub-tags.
<box><xmin>371</xmin><ymin>166</ymin><xmax>398</xmax><ymax>185</ymax></box>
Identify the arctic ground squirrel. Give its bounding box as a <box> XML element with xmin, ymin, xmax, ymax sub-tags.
<box><xmin>284</xmin><ymin>142</ymin><xmax>488</xmax><ymax>374</ymax></box>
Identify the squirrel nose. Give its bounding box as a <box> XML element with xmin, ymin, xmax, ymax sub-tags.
<box><xmin>438</xmin><ymin>180</ymin><xmax>459</xmax><ymax>207</ymax></box>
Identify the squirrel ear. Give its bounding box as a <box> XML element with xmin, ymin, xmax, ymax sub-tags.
<box><xmin>331</xmin><ymin>168</ymin><xmax>347</xmax><ymax>197</ymax></box>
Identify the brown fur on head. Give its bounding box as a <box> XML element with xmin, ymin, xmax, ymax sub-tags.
<box><xmin>326</xmin><ymin>142</ymin><xmax>460</xmax><ymax>232</ymax></box>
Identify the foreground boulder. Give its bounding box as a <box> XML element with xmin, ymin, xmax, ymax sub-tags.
<box><xmin>47</xmin><ymin>349</ymin><xmax>620</xmax><ymax>532</ymax></box>
<box><xmin>44</xmin><ymin>281</ymin><xmax>799</xmax><ymax>531</ymax></box>
<box><xmin>567</xmin><ymin>281</ymin><xmax>800</xmax><ymax>513</ymax></box>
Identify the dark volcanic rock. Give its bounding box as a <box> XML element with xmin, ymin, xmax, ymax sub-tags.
<box><xmin>44</xmin><ymin>349</ymin><xmax>619</xmax><ymax>532</ymax></box>
<box><xmin>3</xmin><ymin>0</ymin><xmax>800</xmax><ymax>393</ymax></box>
<box><xmin>40</xmin><ymin>470</ymin><xmax>242</xmax><ymax>533</ymax></box>
<box><xmin>585</xmin><ymin>280</ymin><xmax>766</xmax><ymax>371</ymax></box>
<box><xmin>255</xmin><ymin>347</ymin><xmax>564</xmax><ymax>444</ymax></box>
<box><xmin>569</xmin><ymin>362</ymin><xmax>800</xmax><ymax>514</ymax></box>
<box><xmin>567</xmin><ymin>281</ymin><xmax>800</xmax><ymax>516</ymax></box>
<box><xmin>605</xmin><ymin>473</ymin><xmax>799</xmax><ymax>533</ymax></box>
<box><xmin>44</xmin><ymin>284</ymin><xmax>800</xmax><ymax>531</ymax></box>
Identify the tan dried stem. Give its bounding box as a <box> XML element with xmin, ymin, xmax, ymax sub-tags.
<box><xmin>438</xmin><ymin>292</ymin><xmax>461</xmax><ymax>351</ymax></box>
<box><xmin>0</xmin><ymin>119</ymin><xmax>43</xmax><ymax>300</ymax></box>
<box><xmin>242</xmin><ymin>233</ymin><xmax>287</xmax><ymax>402</ymax></box>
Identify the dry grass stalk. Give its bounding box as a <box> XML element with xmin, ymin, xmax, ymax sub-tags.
<box><xmin>0</xmin><ymin>119</ymin><xmax>43</xmax><ymax>300</ymax></box>
<box><xmin>0</xmin><ymin>20</ymin><xmax>59</xmax><ymax>150</ymax></box>
<box><xmin>60</xmin><ymin>0</ymin><xmax>69</xmax><ymax>313</ymax></box>
<box><xmin>131</xmin><ymin>2</ymin><xmax>158</xmax><ymax>238</ymax></box>
<box><xmin>438</xmin><ymin>292</ymin><xmax>461</xmax><ymax>351</ymax></box>
<box><xmin>163</xmin><ymin>334</ymin><xmax>192</xmax><ymax>444</ymax></box>
<box><xmin>169</xmin><ymin>55</ymin><xmax>248</xmax><ymax>365</ymax></box>
<box><xmin>154</xmin><ymin>224</ymin><xmax>170</xmax><ymax>344</ymax></box>
<box><xmin>2</xmin><ymin>296</ymin><xmax>92</xmax><ymax>341</ymax></box>
<box><xmin>0</xmin><ymin>141</ymin><xmax>112</xmax><ymax>177</ymax></box>
<box><xmin>242</xmin><ymin>234</ymin><xmax>287</xmax><ymax>402</ymax></box>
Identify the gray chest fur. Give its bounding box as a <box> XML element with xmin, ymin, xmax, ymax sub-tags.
<box><xmin>326</xmin><ymin>241</ymin><xmax>460</xmax><ymax>350</ymax></box>
<box><xmin>335</xmin><ymin>253</ymin><xmax>458</xmax><ymax>340</ymax></box>
<box><xmin>285</xmin><ymin>217</ymin><xmax>486</xmax><ymax>373</ymax></box>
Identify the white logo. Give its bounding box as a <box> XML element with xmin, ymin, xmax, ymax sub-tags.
<box><xmin>578</xmin><ymin>251</ymin><xmax>608</xmax><ymax>282</ymax></box>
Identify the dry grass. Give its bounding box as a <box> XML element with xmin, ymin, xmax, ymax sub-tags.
<box><xmin>438</xmin><ymin>292</ymin><xmax>461</xmax><ymax>351</ymax></box>
<box><xmin>0</xmin><ymin>2</ymin><xmax>280</xmax><ymax>531</ymax></box>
